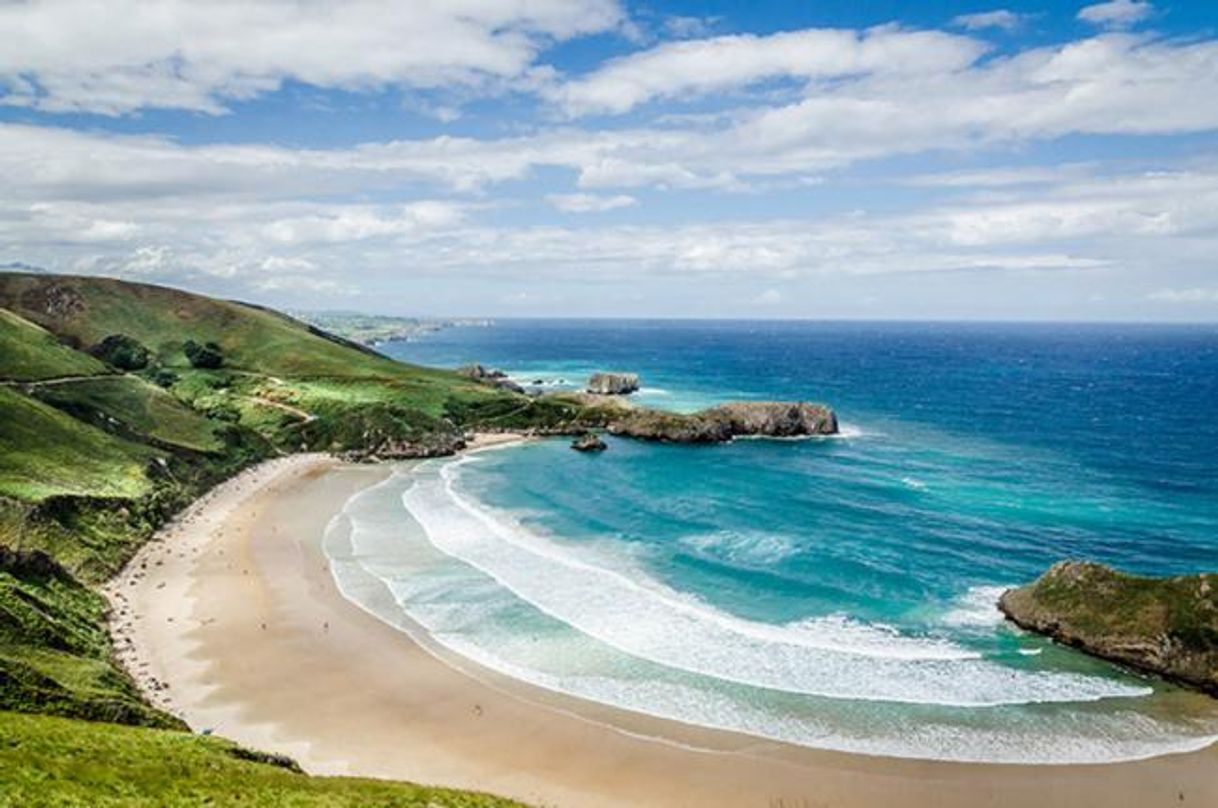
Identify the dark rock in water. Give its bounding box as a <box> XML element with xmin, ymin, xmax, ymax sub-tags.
<box><xmin>587</xmin><ymin>372</ymin><xmax>640</xmax><ymax>395</ymax></box>
<box><xmin>999</xmin><ymin>561</ymin><xmax>1218</xmax><ymax>696</ymax></box>
<box><xmin>609</xmin><ymin>401</ymin><xmax>837</xmax><ymax>443</ymax></box>
<box><xmin>571</xmin><ymin>432</ymin><xmax>608</xmax><ymax>452</ymax></box>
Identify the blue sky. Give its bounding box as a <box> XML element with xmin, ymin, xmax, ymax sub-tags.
<box><xmin>2</xmin><ymin>0</ymin><xmax>1217</xmax><ymax>320</ymax></box>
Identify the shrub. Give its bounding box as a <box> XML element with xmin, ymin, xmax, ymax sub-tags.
<box><xmin>151</xmin><ymin>368</ymin><xmax>178</xmax><ymax>388</ymax></box>
<box><xmin>89</xmin><ymin>334</ymin><xmax>149</xmax><ymax>371</ymax></box>
<box><xmin>183</xmin><ymin>340</ymin><xmax>223</xmax><ymax>369</ymax></box>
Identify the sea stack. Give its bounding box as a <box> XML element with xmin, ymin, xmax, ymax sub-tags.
<box><xmin>586</xmin><ymin>372</ymin><xmax>640</xmax><ymax>395</ymax></box>
<box><xmin>571</xmin><ymin>432</ymin><xmax>608</xmax><ymax>452</ymax></box>
<box><xmin>999</xmin><ymin>561</ymin><xmax>1218</xmax><ymax>696</ymax></box>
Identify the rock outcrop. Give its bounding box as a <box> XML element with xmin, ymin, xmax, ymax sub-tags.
<box><xmin>345</xmin><ymin>431</ymin><xmax>466</xmax><ymax>461</ymax></box>
<box><xmin>456</xmin><ymin>363</ymin><xmax>523</xmax><ymax>394</ymax></box>
<box><xmin>587</xmin><ymin>372</ymin><xmax>640</xmax><ymax>395</ymax></box>
<box><xmin>571</xmin><ymin>432</ymin><xmax>608</xmax><ymax>452</ymax></box>
<box><xmin>609</xmin><ymin>401</ymin><xmax>837</xmax><ymax>443</ymax></box>
<box><xmin>999</xmin><ymin>561</ymin><xmax>1218</xmax><ymax>696</ymax></box>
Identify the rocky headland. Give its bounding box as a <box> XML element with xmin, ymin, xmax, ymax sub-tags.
<box><xmin>999</xmin><ymin>561</ymin><xmax>1218</xmax><ymax>696</ymax></box>
<box><xmin>610</xmin><ymin>401</ymin><xmax>838</xmax><ymax>443</ymax></box>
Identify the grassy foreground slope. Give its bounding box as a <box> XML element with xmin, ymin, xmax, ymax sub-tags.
<box><xmin>0</xmin><ymin>711</ymin><xmax>525</xmax><ymax>808</ymax></box>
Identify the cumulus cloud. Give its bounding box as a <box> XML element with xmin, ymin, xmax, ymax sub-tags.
<box><xmin>0</xmin><ymin>0</ymin><xmax>625</xmax><ymax>115</ymax></box>
<box><xmin>1077</xmin><ymin>1</ymin><xmax>1153</xmax><ymax>28</ymax></box>
<box><xmin>549</xmin><ymin>26</ymin><xmax>986</xmax><ymax>116</ymax></box>
<box><xmin>951</xmin><ymin>10</ymin><xmax>1025</xmax><ymax>31</ymax></box>
<box><xmin>546</xmin><ymin>193</ymin><xmax>636</xmax><ymax>213</ymax></box>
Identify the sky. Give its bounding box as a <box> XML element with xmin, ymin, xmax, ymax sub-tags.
<box><xmin>2</xmin><ymin>0</ymin><xmax>1218</xmax><ymax>321</ymax></box>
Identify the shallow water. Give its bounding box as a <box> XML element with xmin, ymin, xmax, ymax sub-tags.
<box><xmin>324</xmin><ymin>321</ymin><xmax>1218</xmax><ymax>762</ymax></box>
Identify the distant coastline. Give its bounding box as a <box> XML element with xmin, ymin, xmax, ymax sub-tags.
<box><xmin>291</xmin><ymin>310</ymin><xmax>493</xmax><ymax>347</ymax></box>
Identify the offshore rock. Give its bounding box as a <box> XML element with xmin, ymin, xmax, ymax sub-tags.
<box><xmin>587</xmin><ymin>372</ymin><xmax>640</xmax><ymax>395</ymax></box>
<box><xmin>999</xmin><ymin>561</ymin><xmax>1218</xmax><ymax>696</ymax></box>
<box><xmin>571</xmin><ymin>432</ymin><xmax>608</xmax><ymax>452</ymax></box>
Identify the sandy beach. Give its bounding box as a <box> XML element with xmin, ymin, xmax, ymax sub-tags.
<box><xmin>107</xmin><ymin>442</ymin><xmax>1218</xmax><ymax>808</ymax></box>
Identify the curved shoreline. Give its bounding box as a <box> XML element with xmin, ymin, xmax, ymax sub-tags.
<box><xmin>107</xmin><ymin>448</ymin><xmax>1218</xmax><ymax>808</ymax></box>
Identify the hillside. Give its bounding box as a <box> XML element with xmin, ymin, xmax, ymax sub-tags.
<box><xmin>0</xmin><ymin>272</ymin><xmax>619</xmax><ymax>804</ymax></box>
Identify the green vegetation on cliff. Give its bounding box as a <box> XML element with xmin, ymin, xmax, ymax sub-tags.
<box><xmin>1000</xmin><ymin>561</ymin><xmax>1218</xmax><ymax>695</ymax></box>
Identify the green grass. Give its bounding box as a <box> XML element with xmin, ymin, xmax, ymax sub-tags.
<box><xmin>0</xmin><ymin>710</ymin><xmax>528</xmax><ymax>807</ymax></box>
<box><xmin>0</xmin><ymin>551</ymin><xmax>175</xmax><ymax>728</ymax></box>
<box><xmin>0</xmin><ymin>387</ymin><xmax>153</xmax><ymax>502</ymax></box>
<box><xmin>0</xmin><ymin>273</ymin><xmax>449</xmax><ymax>381</ymax></box>
<box><xmin>0</xmin><ymin>309</ymin><xmax>108</xmax><ymax>382</ymax></box>
<box><xmin>31</xmin><ymin>376</ymin><xmax>224</xmax><ymax>454</ymax></box>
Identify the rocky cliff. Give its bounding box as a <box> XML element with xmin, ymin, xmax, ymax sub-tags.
<box><xmin>999</xmin><ymin>561</ymin><xmax>1218</xmax><ymax>696</ymax></box>
<box><xmin>587</xmin><ymin>372</ymin><xmax>640</xmax><ymax>395</ymax></box>
<box><xmin>609</xmin><ymin>401</ymin><xmax>838</xmax><ymax>443</ymax></box>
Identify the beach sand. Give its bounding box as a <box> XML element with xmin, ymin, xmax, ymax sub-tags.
<box><xmin>107</xmin><ymin>443</ymin><xmax>1218</xmax><ymax>808</ymax></box>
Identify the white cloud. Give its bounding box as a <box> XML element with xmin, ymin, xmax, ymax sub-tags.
<box><xmin>663</xmin><ymin>15</ymin><xmax>720</xmax><ymax>39</ymax></box>
<box><xmin>0</xmin><ymin>0</ymin><xmax>625</xmax><ymax>115</ymax></box>
<box><xmin>549</xmin><ymin>26</ymin><xmax>987</xmax><ymax>116</ymax></box>
<box><xmin>720</xmin><ymin>34</ymin><xmax>1218</xmax><ymax>173</ymax></box>
<box><xmin>546</xmin><ymin>193</ymin><xmax>637</xmax><ymax>213</ymax></box>
<box><xmin>1149</xmin><ymin>287</ymin><xmax>1218</xmax><ymax>303</ymax></box>
<box><xmin>952</xmin><ymin>10</ymin><xmax>1025</xmax><ymax>31</ymax></box>
<box><xmin>1077</xmin><ymin>1</ymin><xmax>1153</xmax><ymax>29</ymax></box>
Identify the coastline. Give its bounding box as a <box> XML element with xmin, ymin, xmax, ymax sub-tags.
<box><xmin>107</xmin><ymin>441</ymin><xmax>1218</xmax><ymax>808</ymax></box>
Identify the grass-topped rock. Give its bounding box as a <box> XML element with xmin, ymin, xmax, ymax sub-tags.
<box><xmin>609</xmin><ymin>401</ymin><xmax>838</xmax><ymax>443</ymax></box>
<box><xmin>999</xmin><ymin>561</ymin><xmax>1218</xmax><ymax>696</ymax></box>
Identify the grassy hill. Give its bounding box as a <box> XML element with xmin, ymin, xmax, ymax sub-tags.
<box><xmin>0</xmin><ymin>271</ymin><xmax>622</xmax><ymax>805</ymax></box>
<box><xmin>0</xmin><ymin>308</ymin><xmax>108</xmax><ymax>381</ymax></box>
<box><xmin>0</xmin><ymin>710</ymin><xmax>525</xmax><ymax>807</ymax></box>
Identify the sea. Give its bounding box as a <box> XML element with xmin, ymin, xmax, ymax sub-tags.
<box><xmin>322</xmin><ymin>320</ymin><xmax>1218</xmax><ymax>763</ymax></box>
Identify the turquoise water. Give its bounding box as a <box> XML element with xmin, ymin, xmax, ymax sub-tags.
<box><xmin>325</xmin><ymin>321</ymin><xmax>1218</xmax><ymax>762</ymax></box>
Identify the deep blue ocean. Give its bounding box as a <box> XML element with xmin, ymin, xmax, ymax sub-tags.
<box><xmin>323</xmin><ymin>321</ymin><xmax>1218</xmax><ymax>763</ymax></box>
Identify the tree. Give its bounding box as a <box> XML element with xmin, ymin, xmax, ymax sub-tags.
<box><xmin>183</xmin><ymin>339</ymin><xmax>223</xmax><ymax>369</ymax></box>
<box><xmin>90</xmin><ymin>334</ymin><xmax>149</xmax><ymax>371</ymax></box>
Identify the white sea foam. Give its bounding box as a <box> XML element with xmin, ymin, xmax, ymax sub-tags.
<box><xmin>323</xmin><ymin>473</ymin><xmax>1218</xmax><ymax>765</ymax></box>
<box><xmin>678</xmin><ymin>529</ymin><xmax>800</xmax><ymax>566</ymax></box>
<box><xmin>394</xmin><ymin>457</ymin><xmax>1151</xmax><ymax>707</ymax></box>
<box><xmin>941</xmin><ymin>585</ymin><xmax>1010</xmax><ymax>628</ymax></box>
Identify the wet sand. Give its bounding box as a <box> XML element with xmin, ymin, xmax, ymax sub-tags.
<box><xmin>107</xmin><ymin>446</ymin><xmax>1218</xmax><ymax>808</ymax></box>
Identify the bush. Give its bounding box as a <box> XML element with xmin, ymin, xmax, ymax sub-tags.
<box><xmin>183</xmin><ymin>340</ymin><xmax>223</xmax><ymax>369</ymax></box>
<box><xmin>150</xmin><ymin>368</ymin><xmax>178</xmax><ymax>388</ymax></box>
<box><xmin>89</xmin><ymin>334</ymin><xmax>149</xmax><ymax>371</ymax></box>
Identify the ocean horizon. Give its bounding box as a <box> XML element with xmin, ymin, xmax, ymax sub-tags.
<box><xmin>317</xmin><ymin>320</ymin><xmax>1218</xmax><ymax>763</ymax></box>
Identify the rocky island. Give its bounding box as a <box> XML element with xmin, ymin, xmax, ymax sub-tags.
<box><xmin>1000</xmin><ymin>561</ymin><xmax>1218</xmax><ymax>696</ymax></box>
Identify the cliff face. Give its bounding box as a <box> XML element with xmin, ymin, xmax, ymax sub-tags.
<box><xmin>587</xmin><ymin>372</ymin><xmax>640</xmax><ymax>395</ymax></box>
<box><xmin>609</xmin><ymin>401</ymin><xmax>838</xmax><ymax>443</ymax></box>
<box><xmin>999</xmin><ymin>561</ymin><xmax>1218</xmax><ymax>696</ymax></box>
